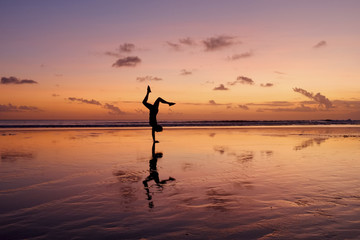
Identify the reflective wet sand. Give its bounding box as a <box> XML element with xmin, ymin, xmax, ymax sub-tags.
<box><xmin>1</xmin><ymin>127</ymin><xmax>360</xmax><ymax>239</ymax></box>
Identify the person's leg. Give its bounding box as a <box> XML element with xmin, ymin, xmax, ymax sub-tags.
<box><xmin>154</xmin><ymin>97</ymin><xmax>175</xmax><ymax>107</ymax></box>
<box><xmin>143</xmin><ymin>86</ymin><xmax>152</xmax><ymax>109</ymax></box>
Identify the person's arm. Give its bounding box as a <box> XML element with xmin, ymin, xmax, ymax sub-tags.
<box><xmin>152</xmin><ymin>128</ymin><xmax>156</xmax><ymax>142</ymax></box>
<box><xmin>152</xmin><ymin>128</ymin><xmax>159</xmax><ymax>143</ymax></box>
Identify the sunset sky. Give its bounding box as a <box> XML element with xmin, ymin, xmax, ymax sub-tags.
<box><xmin>1</xmin><ymin>0</ymin><xmax>360</xmax><ymax>120</ymax></box>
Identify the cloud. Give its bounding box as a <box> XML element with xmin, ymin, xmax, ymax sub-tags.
<box><xmin>119</xmin><ymin>43</ymin><xmax>135</xmax><ymax>53</ymax></box>
<box><xmin>52</xmin><ymin>94</ymin><xmax>60</xmax><ymax>97</ymax></box>
<box><xmin>105</xmin><ymin>43</ymin><xmax>137</xmax><ymax>57</ymax></box>
<box><xmin>136</xmin><ymin>76</ymin><xmax>163</xmax><ymax>82</ymax></box>
<box><xmin>18</xmin><ymin>106</ymin><xmax>41</xmax><ymax>111</ymax></box>
<box><xmin>112</xmin><ymin>56</ymin><xmax>141</xmax><ymax>67</ymax></box>
<box><xmin>228</xmin><ymin>76</ymin><xmax>255</xmax><ymax>86</ymax></box>
<box><xmin>203</xmin><ymin>35</ymin><xmax>239</xmax><ymax>51</ymax></box>
<box><xmin>105</xmin><ymin>51</ymin><xmax>121</xmax><ymax>57</ymax></box>
<box><xmin>103</xmin><ymin>103</ymin><xmax>124</xmax><ymax>115</ymax></box>
<box><xmin>293</xmin><ymin>87</ymin><xmax>333</xmax><ymax>109</ymax></box>
<box><xmin>213</xmin><ymin>84</ymin><xmax>229</xmax><ymax>90</ymax></box>
<box><xmin>274</xmin><ymin>71</ymin><xmax>285</xmax><ymax>75</ymax></box>
<box><xmin>68</xmin><ymin>97</ymin><xmax>102</xmax><ymax>105</ymax></box>
<box><xmin>260</xmin><ymin>104</ymin><xmax>318</xmax><ymax>112</ymax></box>
<box><xmin>1</xmin><ymin>76</ymin><xmax>38</xmax><ymax>85</ymax></box>
<box><xmin>227</xmin><ymin>51</ymin><xmax>253</xmax><ymax>60</ymax></box>
<box><xmin>260</xmin><ymin>83</ymin><xmax>274</xmax><ymax>87</ymax></box>
<box><xmin>209</xmin><ymin>100</ymin><xmax>217</xmax><ymax>105</ymax></box>
<box><xmin>67</xmin><ymin>97</ymin><xmax>125</xmax><ymax>115</ymax></box>
<box><xmin>179</xmin><ymin>37</ymin><xmax>196</xmax><ymax>46</ymax></box>
<box><xmin>180</xmin><ymin>69</ymin><xmax>192</xmax><ymax>76</ymax></box>
<box><xmin>0</xmin><ymin>103</ymin><xmax>42</xmax><ymax>112</ymax></box>
<box><xmin>313</xmin><ymin>40</ymin><xmax>327</xmax><ymax>48</ymax></box>
<box><xmin>238</xmin><ymin>105</ymin><xmax>249</xmax><ymax>110</ymax></box>
<box><xmin>332</xmin><ymin>100</ymin><xmax>360</xmax><ymax>109</ymax></box>
<box><xmin>166</xmin><ymin>37</ymin><xmax>196</xmax><ymax>51</ymax></box>
<box><xmin>182</xmin><ymin>100</ymin><xmax>231</xmax><ymax>106</ymax></box>
<box><xmin>247</xmin><ymin>101</ymin><xmax>294</xmax><ymax>107</ymax></box>
<box><xmin>166</xmin><ymin>41</ymin><xmax>181</xmax><ymax>51</ymax></box>
<box><xmin>135</xmin><ymin>108</ymin><xmax>147</xmax><ymax>114</ymax></box>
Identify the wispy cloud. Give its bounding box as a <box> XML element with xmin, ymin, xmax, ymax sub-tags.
<box><xmin>103</xmin><ymin>103</ymin><xmax>124</xmax><ymax>115</ymax></box>
<box><xmin>166</xmin><ymin>41</ymin><xmax>181</xmax><ymax>51</ymax></box>
<box><xmin>333</xmin><ymin>100</ymin><xmax>360</xmax><ymax>109</ymax></box>
<box><xmin>213</xmin><ymin>84</ymin><xmax>229</xmax><ymax>90</ymax></box>
<box><xmin>0</xmin><ymin>103</ymin><xmax>42</xmax><ymax>112</ymax></box>
<box><xmin>1</xmin><ymin>76</ymin><xmax>38</xmax><ymax>85</ymax></box>
<box><xmin>203</xmin><ymin>35</ymin><xmax>239</xmax><ymax>51</ymax></box>
<box><xmin>52</xmin><ymin>94</ymin><xmax>60</xmax><ymax>97</ymax></box>
<box><xmin>105</xmin><ymin>51</ymin><xmax>121</xmax><ymax>57</ymax></box>
<box><xmin>119</xmin><ymin>43</ymin><xmax>135</xmax><ymax>53</ymax></box>
<box><xmin>67</xmin><ymin>97</ymin><xmax>124</xmax><ymax>115</ymax></box>
<box><xmin>313</xmin><ymin>40</ymin><xmax>327</xmax><ymax>49</ymax></box>
<box><xmin>260</xmin><ymin>83</ymin><xmax>274</xmax><ymax>87</ymax></box>
<box><xmin>258</xmin><ymin>104</ymin><xmax>318</xmax><ymax>112</ymax></box>
<box><xmin>182</xmin><ymin>100</ymin><xmax>229</xmax><ymax>106</ymax></box>
<box><xmin>112</xmin><ymin>56</ymin><xmax>141</xmax><ymax>68</ymax></box>
<box><xmin>166</xmin><ymin>37</ymin><xmax>196</xmax><ymax>51</ymax></box>
<box><xmin>293</xmin><ymin>87</ymin><xmax>333</xmax><ymax>109</ymax></box>
<box><xmin>238</xmin><ymin>105</ymin><xmax>249</xmax><ymax>110</ymax></box>
<box><xmin>228</xmin><ymin>76</ymin><xmax>255</xmax><ymax>86</ymax></box>
<box><xmin>227</xmin><ymin>51</ymin><xmax>253</xmax><ymax>60</ymax></box>
<box><xmin>135</xmin><ymin>108</ymin><xmax>147</xmax><ymax>114</ymax></box>
<box><xmin>105</xmin><ymin>42</ymin><xmax>137</xmax><ymax>57</ymax></box>
<box><xmin>179</xmin><ymin>37</ymin><xmax>196</xmax><ymax>46</ymax></box>
<box><xmin>209</xmin><ymin>100</ymin><xmax>217</xmax><ymax>105</ymax></box>
<box><xmin>68</xmin><ymin>97</ymin><xmax>102</xmax><ymax>105</ymax></box>
<box><xmin>247</xmin><ymin>101</ymin><xmax>294</xmax><ymax>107</ymax></box>
<box><xmin>180</xmin><ymin>69</ymin><xmax>192</xmax><ymax>76</ymax></box>
<box><xmin>136</xmin><ymin>76</ymin><xmax>163</xmax><ymax>82</ymax></box>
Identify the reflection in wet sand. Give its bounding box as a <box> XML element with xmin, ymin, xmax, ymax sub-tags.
<box><xmin>0</xmin><ymin>127</ymin><xmax>360</xmax><ymax>239</ymax></box>
<box><xmin>293</xmin><ymin>137</ymin><xmax>329</xmax><ymax>150</ymax></box>
<box><xmin>1</xmin><ymin>152</ymin><xmax>34</xmax><ymax>162</ymax></box>
<box><xmin>142</xmin><ymin>142</ymin><xmax>175</xmax><ymax>208</ymax></box>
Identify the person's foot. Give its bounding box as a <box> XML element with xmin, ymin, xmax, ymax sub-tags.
<box><xmin>169</xmin><ymin>102</ymin><xmax>176</xmax><ymax>106</ymax></box>
<box><xmin>147</xmin><ymin>85</ymin><xmax>151</xmax><ymax>93</ymax></box>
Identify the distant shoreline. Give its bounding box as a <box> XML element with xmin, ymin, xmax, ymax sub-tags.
<box><xmin>0</xmin><ymin>119</ymin><xmax>359</xmax><ymax>128</ymax></box>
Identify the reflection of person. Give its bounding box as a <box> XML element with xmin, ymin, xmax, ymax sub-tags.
<box><xmin>143</xmin><ymin>142</ymin><xmax>175</xmax><ymax>208</ymax></box>
<box><xmin>142</xmin><ymin>85</ymin><xmax>175</xmax><ymax>143</ymax></box>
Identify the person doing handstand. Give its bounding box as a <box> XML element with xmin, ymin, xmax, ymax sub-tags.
<box><xmin>142</xmin><ymin>85</ymin><xmax>175</xmax><ymax>142</ymax></box>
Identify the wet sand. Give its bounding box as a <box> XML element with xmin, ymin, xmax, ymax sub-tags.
<box><xmin>1</xmin><ymin>127</ymin><xmax>360</xmax><ymax>239</ymax></box>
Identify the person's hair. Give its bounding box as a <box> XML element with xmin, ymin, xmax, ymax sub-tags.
<box><xmin>154</xmin><ymin>125</ymin><xmax>163</xmax><ymax>132</ymax></box>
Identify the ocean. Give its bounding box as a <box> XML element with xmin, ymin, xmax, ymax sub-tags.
<box><xmin>0</xmin><ymin>119</ymin><xmax>359</xmax><ymax>128</ymax></box>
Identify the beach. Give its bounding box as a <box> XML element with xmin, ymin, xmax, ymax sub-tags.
<box><xmin>1</xmin><ymin>126</ymin><xmax>360</xmax><ymax>239</ymax></box>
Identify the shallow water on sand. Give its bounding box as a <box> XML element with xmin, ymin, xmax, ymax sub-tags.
<box><xmin>1</xmin><ymin>127</ymin><xmax>360</xmax><ymax>239</ymax></box>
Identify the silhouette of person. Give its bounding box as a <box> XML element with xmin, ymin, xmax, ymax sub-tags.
<box><xmin>142</xmin><ymin>85</ymin><xmax>175</xmax><ymax>143</ymax></box>
<box><xmin>143</xmin><ymin>142</ymin><xmax>175</xmax><ymax>208</ymax></box>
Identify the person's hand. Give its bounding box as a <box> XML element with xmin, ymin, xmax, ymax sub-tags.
<box><xmin>147</xmin><ymin>85</ymin><xmax>151</xmax><ymax>93</ymax></box>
